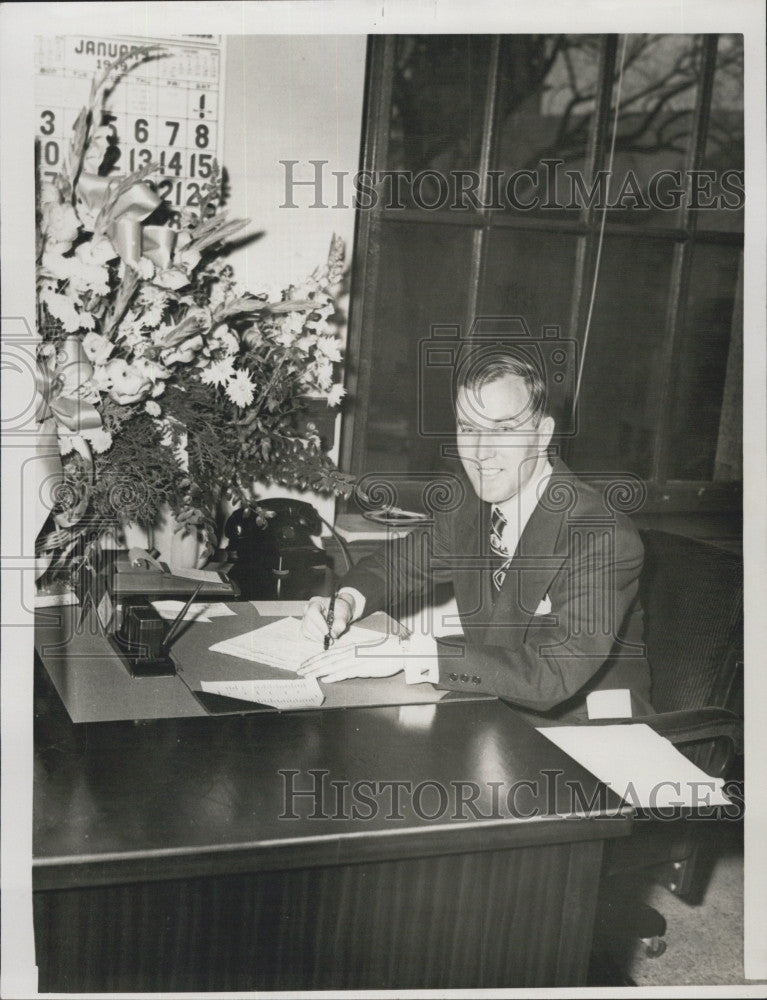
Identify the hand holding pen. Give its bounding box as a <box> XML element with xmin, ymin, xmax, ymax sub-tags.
<box><xmin>301</xmin><ymin>592</ymin><xmax>355</xmax><ymax>644</ymax></box>
<box><xmin>323</xmin><ymin>592</ymin><xmax>336</xmax><ymax>650</ymax></box>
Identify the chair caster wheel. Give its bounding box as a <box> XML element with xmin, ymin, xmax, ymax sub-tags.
<box><xmin>640</xmin><ymin>935</ymin><xmax>667</xmax><ymax>958</ymax></box>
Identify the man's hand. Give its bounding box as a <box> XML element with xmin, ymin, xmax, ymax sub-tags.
<box><xmin>301</xmin><ymin>593</ymin><xmax>355</xmax><ymax>643</ymax></box>
<box><xmin>297</xmin><ymin>641</ymin><xmax>404</xmax><ymax>684</ymax></box>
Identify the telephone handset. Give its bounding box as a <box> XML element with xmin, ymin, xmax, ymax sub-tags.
<box><xmin>224</xmin><ymin>499</ymin><xmax>332</xmax><ymax>600</ymax></box>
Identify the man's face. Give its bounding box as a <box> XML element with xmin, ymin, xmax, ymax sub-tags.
<box><xmin>456</xmin><ymin>373</ymin><xmax>554</xmax><ymax>505</ymax></box>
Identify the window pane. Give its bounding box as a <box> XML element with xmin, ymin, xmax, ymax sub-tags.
<box><xmin>667</xmin><ymin>244</ymin><xmax>742</xmax><ymax>480</ymax></box>
<box><xmin>361</xmin><ymin>222</ymin><xmax>476</xmax><ymax>494</ymax></box>
<box><xmin>386</xmin><ymin>35</ymin><xmax>492</xmax><ymax>210</ymax></box>
<box><xmin>604</xmin><ymin>35</ymin><xmax>700</xmax><ymax>228</ymax></box>
<box><xmin>492</xmin><ymin>35</ymin><xmax>600</xmax><ymax>218</ymax></box>
<box><xmin>566</xmin><ymin>235</ymin><xmax>676</xmax><ymax>478</ymax></box>
<box><xmin>698</xmin><ymin>34</ymin><xmax>744</xmax><ymax>233</ymax></box>
<box><xmin>478</xmin><ymin>229</ymin><xmax>578</xmax><ymax>421</ymax></box>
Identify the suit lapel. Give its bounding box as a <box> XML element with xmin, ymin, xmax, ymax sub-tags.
<box><xmin>451</xmin><ymin>488</ymin><xmax>496</xmax><ymax>640</ymax></box>
<box><xmin>490</xmin><ymin>465</ymin><xmax>569</xmax><ymax>628</ymax></box>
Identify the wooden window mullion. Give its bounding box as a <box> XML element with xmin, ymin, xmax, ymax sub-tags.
<box><xmin>342</xmin><ymin>36</ymin><xmax>396</xmax><ymax>480</ymax></box>
<box><xmin>650</xmin><ymin>34</ymin><xmax>719</xmax><ymax>489</ymax></box>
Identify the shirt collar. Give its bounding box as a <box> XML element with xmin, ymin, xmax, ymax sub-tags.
<box><xmin>493</xmin><ymin>458</ymin><xmax>553</xmax><ymax>538</ymax></box>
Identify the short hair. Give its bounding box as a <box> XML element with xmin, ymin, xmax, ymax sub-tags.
<box><xmin>455</xmin><ymin>346</ymin><xmax>550</xmax><ymax>427</ymax></box>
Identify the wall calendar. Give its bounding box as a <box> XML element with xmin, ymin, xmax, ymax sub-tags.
<box><xmin>34</xmin><ymin>35</ymin><xmax>224</xmax><ymax>213</ymax></box>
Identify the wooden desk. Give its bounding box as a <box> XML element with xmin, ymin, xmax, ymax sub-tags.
<box><xmin>34</xmin><ymin>660</ymin><xmax>632</xmax><ymax>991</ymax></box>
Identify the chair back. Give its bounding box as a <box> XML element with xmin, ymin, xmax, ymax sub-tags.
<box><xmin>637</xmin><ymin>529</ymin><xmax>743</xmax><ymax>714</ymax></box>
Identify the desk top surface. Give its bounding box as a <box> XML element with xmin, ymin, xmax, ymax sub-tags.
<box><xmin>35</xmin><ymin>604</ymin><xmax>468</xmax><ymax>723</ymax></box>
<box><xmin>34</xmin><ymin>660</ymin><xmax>631</xmax><ymax>891</ymax></box>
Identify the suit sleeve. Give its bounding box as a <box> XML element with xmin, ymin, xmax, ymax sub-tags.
<box><xmin>435</xmin><ymin>519</ymin><xmax>645</xmax><ymax>712</ymax></box>
<box><xmin>338</xmin><ymin>513</ymin><xmax>454</xmax><ymax>616</ymax></box>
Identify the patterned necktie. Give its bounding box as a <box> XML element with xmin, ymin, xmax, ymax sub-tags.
<box><xmin>490</xmin><ymin>505</ymin><xmax>511</xmax><ymax>591</ymax></box>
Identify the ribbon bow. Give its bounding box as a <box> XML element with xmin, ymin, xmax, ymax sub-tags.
<box><xmin>37</xmin><ymin>335</ymin><xmax>102</xmax><ymax>436</ymax></box>
<box><xmin>77</xmin><ymin>172</ymin><xmax>176</xmax><ymax>270</ymax></box>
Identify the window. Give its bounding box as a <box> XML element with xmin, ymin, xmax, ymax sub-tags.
<box><xmin>342</xmin><ymin>35</ymin><xmax>743</xmax><ymax>520</ymax></box>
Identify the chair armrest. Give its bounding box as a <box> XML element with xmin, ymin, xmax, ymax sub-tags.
<box><xmin>631</xmin><ymin>707</ymin><xmax>743</xmax><ymax>756</ymax></box>
<box><xmin>586</xmin><ymin>706</ymin><xmax>743</xmax><ymax>779</ymax></box>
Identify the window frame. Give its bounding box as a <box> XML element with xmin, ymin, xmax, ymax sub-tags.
<box><xmin>341</xmin><ymin>34</ymin><xmax>743</xmax><ymax>516</ymax></box>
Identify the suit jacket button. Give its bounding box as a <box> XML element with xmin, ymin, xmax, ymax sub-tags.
<box><xmin>449</xmin><ymin>672</ymin><xmax>458</xmax><ymax>682</ymax></box>
<box><xmin>471</xmin><ymin>675</ymin><xmax>481</xmax><ymax>685</ymax></box>
<box><xmin>460</xmin><ymin>673</ymin><xmax>470</xmax><ymax>683</ymax></box>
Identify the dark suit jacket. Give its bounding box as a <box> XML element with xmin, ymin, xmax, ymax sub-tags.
<box><xmin>341</xmin><ymin>458</ymin><xmax>652</xmax><ymax>725</ymax></box>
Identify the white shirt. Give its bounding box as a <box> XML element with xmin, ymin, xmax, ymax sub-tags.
<box><xmin>492</xmin><ymin>459</ymin><xmax>553</xmax><ymax>562</ymax></box>
<box><xmin>339</xmin><ymin>460</ymin><xmax>554</xmax><ymax>685</ymax></box>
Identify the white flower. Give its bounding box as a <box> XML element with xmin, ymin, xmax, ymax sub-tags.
<box><xmin>68</xmin><ymin>257</ymin><xmax>110</xmax><ymax>296</ymax></box>
<box><xmin>82</xmin><ymin>427</ymin><xmax>113</xmax><ymax>453</ymax></box>
<box><xmin>90</xmin><ymin>364</ymin><xmax>112</xmax><ymax>391</ymax></box>
<box><xmin>137</xmin><ymin>257</ymin><xmax>155</xmax><ymax>280</ymax></box>
<box><xmin>40</xmin><ymin>287</ymin><xmax>94</xmax><ymax>333</ymax></box>
<box><xmin>136</xmin><ymin>286</ymin><xmax>168</xmax><ymax>328</ymax></box>
<box><xmin>150</xmin><ymin>322</ymin><xmax>177</xmax><ymax>347</ymax></box>
<box><xmin>153</xmin><ymin>267</ymin><xmax>190</xmax><ymax>291</ymax></box>
<box><xmin>41</xmin><ymin>251</ymin><xmax>73</xmax><ymax>281</ymax></box>
<box><xmin>209</xmin><ymin>323</ymin><xmax>239</xmax><ymax>356</ymax></box>
<box><xmin>131</xmin><ymin>339</ymin><xmax>150</xmax><ymax>358</ymax></box>
<box><xmin>200</xmin><ymin>357</ymin><xmax>235</xmax><ymax>387</ymax></box>
<box><xmin>305</xmin><ymin>318</ymin><xmax>331</xmax><ymax>337</ymax></box>
<box><xmin>145</xmin><ymin>400</ymin><xmax>161</xmax><ymax>417</ymax></box>
<box><xmin>57</xmin><ymin>431</ymin><xmax>76</xmax><ymax>455</ymax></box>
<box><xmin>290</xmin><ymin>279</ymin><xmax>316</xmax><ymax>300</ymax></box>
<box><xmin>315</xmin><ymin>335</ymin><xmax>343</xmax><ymax>363</ymax></box>
<box><xmin>297</xmin><ymin>333</ymin><xmax>317</xmax><ymax>354</ymax></box>
<box><xmin>75</xmin><ymin>236</ymin><xmax>117</xmax><ymax>266</ymax></box>
<box><xmin>103</xmin><ymin>358</ymin><xmax>152</xmax><ymax>405</ymax></box>
<box><xmin>82</xmin><ymin>332</ymin><xmax>114</xmax><ymax>366</ymax></box>
<box><xmin>275</xmin><ymin>326</ymin><xmax>296</xmax><ymax>348</ymax></box>
<box><xmin>314</xmin><ymin>358</ymin><xmax>334</xmax><ymax>392</ymax></box>
<box><xmin>176</xmin><ymin>246</ymin><xmax>201</xmax><ymax>272</ymax></box>
<box><xmin>132</xmin><ymin>355</ymin><xmax>169</xmax><ymax>384</ymax></box>
<box><xmin>285</xmin><ymin>311</ymin><xmax>306</xmax><ymax>335</ymax></box>
<box><xmin>40</xmin><ymin>183</ymin><xmax>59</xmax><ymax>206</ymax></box>
<box><xmin>161</xmin><ymin>334</ymin><xmax>204</xmax><ymax>366</ymax></box>
<box><xmin>41</xmin><ymin>201</ymin><xmax>80</xmax><ymax>252</ymax></box>
<box><xmin>326</xmin><ymin>383</ymin><xmax>347</xmax><ymax>408</ymax></box>
<box><xmin>225</xmin><ymin>369</ymin><xmax>256</xmax><ymax>408</ymax></box>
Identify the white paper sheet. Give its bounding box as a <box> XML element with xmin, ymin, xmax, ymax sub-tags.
<box><xmin>251</xmin><ymin>600</ymin><xmax>308</xmax><ymax>617</ymax></box>
<box><xmin>151</xmin><ymin>600</ymin><xmax>236</xmax><ymax>623</ymax></box>
<box><xmin>538</xmin><ymin>723</ymin><xmax>732</xmax><ymax>810</ymax></box>
<box><xmin>209</xmin><ymin>615</ymin><xmax>403</xmax><ymax>673</ymax></box>
<box><xmin>200</xmin><ymin>676</ymin><xmax>324</xmax><ymax>709</ymax></box>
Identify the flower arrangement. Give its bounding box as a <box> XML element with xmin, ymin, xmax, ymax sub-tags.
<box><xmin>36</xmin><ymin>49</ymin><xmax>353</xmax><ymax>567</ymax></box>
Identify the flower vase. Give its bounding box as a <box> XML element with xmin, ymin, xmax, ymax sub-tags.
<box><xmin>121</xmin><ymin>505</ymin><xmax>208</xmax><ymax>570</ymax></box>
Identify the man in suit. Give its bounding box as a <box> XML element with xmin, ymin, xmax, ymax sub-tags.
<box><xmin>301</xmin><ymin>347</ymin><xmax>652</xmax><ymax>724</ymax></box>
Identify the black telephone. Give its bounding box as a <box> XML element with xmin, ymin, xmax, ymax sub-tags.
<box><xmin>224</xmin><ymin>499</ymin><xmax>333</xmax><ymax>600</ymax></box>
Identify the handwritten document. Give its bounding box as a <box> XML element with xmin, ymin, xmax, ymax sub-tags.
<box><xmin>209</xmin><ymin>615</ymin><xmax>403</xmax><ymax>673</ymax></box>
<box><xmin>200</xmin><ymin>676</ymin><xmax>324</xmax><ymax>709</ymax></box>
